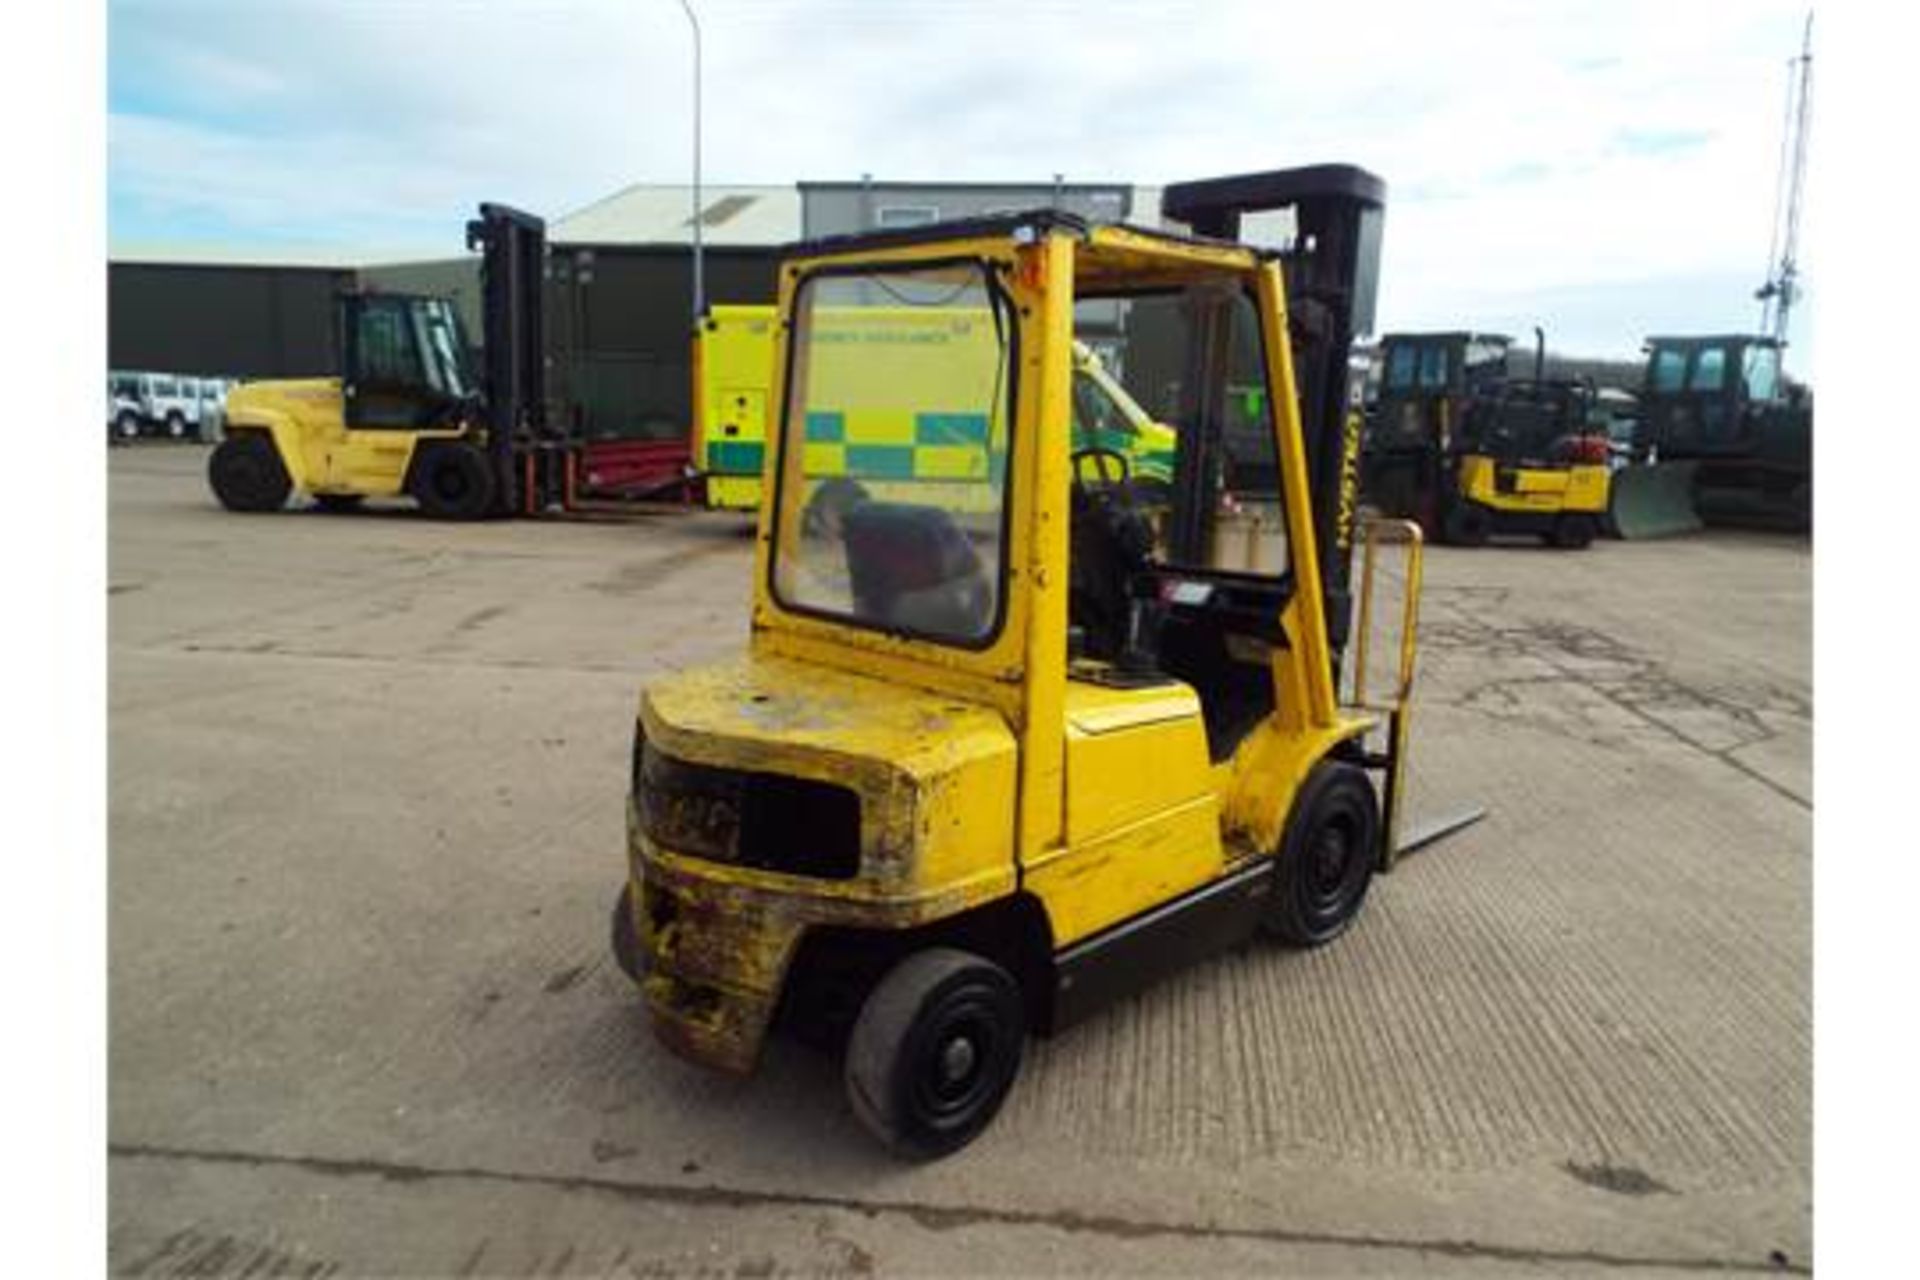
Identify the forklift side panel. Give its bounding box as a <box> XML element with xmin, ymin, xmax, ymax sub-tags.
<box><xmin>1026</xmin><ymin>795</ymin><xmax>1223</xmax><ymax>947</ymax></box>
<box><xmin>1050</xmin><ymin>858</ymin><xmax>1274</xmax><ymax>1032</ymax></box>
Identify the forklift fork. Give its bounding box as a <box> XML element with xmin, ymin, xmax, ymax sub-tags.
<box><xmin>1346</xmin><ymin>516</ymin><xmax>1485</xmax><ymax>869</ymax></box>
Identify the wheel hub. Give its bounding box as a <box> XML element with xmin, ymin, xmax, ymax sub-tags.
<box><xmin>937</xmin><ymin>1034</ymin><xmax>978</xmax><ymax>1089</ymax></box>
<box><xmin>1311</xmin><ymin>827</ymin><xmax>1351</xmax><ymax>894</ymax></box>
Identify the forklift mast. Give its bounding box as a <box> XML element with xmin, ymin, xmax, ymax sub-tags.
<box><xmin>1161</xmin><ymin>165</ymin><xmax>1387</xmax><ymax>661</ymax></box>
<box><xmin>465</xmin><ymin>203</ymin><xmax>551</xmax><ymax>512</ymax></box>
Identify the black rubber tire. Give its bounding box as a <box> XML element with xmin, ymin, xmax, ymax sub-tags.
<box><xmin>610</xmin><ymin>883</ymin><xmax>644</xmax><ymax>984</ymax></box>
<box><xmin>412</xmin><ymin>444</ymin><xmax>497</xmax><ymax>520</ymax></box>
<box><xmin>845</xmin><ymin>948</ymin><xmax>1024</xmax><ymax>1160</ymax></box>
<box><xmin>114</xmin><ymin>411</ymin><xmax>141</xmax><ymax>441</ymax></box>
<box><xmin>165</xmin><ymin>411</ymin><xmax>186</xmax><ymax>439</ymax></box>
<box><xmin>1441</xmin><ymin>501</ymin><xmax>1490</xmax><ymax>547</ymax></box>
<box><xmin>312</xmin><ymin>493</ymin><xmax>365</xmax><ymax>513</ymax></box>
<box><xmin>207</xmin><ymin>435</ymin><xmax>292</xmax><ymax>512</ymax></box>
<box><xmin>1549</xmin><ymin>513</ymin><xmax>1595</xmax><ymax>549</ymax></box>
<box><xmin>802</xmin><ymin>477</ymin><xmax>870</xmax><ymax>540</ymax></box>
<box><xmin>1264</xmin><ymin>762</ymin><xmax>1381</xmax><ymax>948</ymax></box>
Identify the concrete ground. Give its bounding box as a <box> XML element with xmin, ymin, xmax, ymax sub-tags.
<box><xmin>109</xmin><ymin>445</ymin><xmax>1810</xmax><ymax>1277</ymax></box>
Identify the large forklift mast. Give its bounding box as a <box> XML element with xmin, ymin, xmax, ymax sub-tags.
<box><xmin>464</xmin><ymin>203</ymin><xmax>551</xmax><ymax>514</ymax></box>
<box><xmin>1161</xmin><ymin>166</ymin><xmax>1387</xmax><ymax>662</ymax></box>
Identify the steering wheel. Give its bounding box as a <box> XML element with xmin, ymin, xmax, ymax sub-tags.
<box><xmin>1070</xmin><ymin>446</ymin><xmax>1132</xmax><ymax>489</ymax></box>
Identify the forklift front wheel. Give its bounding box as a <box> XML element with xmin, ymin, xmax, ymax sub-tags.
<box><xmin>414</xmin><ymin>444</ymin><xmax>497</xmax><ymax>520</ymax></box>
<box><xmin>845</xmin><ymin>948</ymin><xmax>1024</xmax><ymax>1160</ymax></box>
<box><xmin>1265</xmin><ymin>762</ymin><xmax>1380</xmax><ymax>948</ymax></box>
<box><xmin>1548</xmin><ymin>514</ymin><xmax>1595</xmax><ymax>549</ymax></box>
<box><xmin>1441</xmin><ymin>502</ymin><xmax>1490</xmax><ymax>547</ymax></box>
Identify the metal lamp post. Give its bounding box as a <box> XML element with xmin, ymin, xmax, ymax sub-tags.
<box><xmin>676</xmin><ymin>0</ymin><xmax>705</xmax><ymax>324</ymax></box>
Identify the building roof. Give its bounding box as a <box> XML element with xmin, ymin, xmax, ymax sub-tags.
<box><xmin>551</xmin><ymin>183</ymin><xmax>799</xmax><ymax>246</ymax></box>
<box><xmin>107</xmin><ymin>241</ymin><xmax>447</xmax><ymax>270</ymax></box>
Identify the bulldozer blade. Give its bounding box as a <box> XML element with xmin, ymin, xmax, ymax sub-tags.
<box><xmin>1396</xmin><ymin>807</ymin><xmax>1488</xmax><ymax>859</ymax></box>
<box><xmin>1608</xmin><ymin>460</ymin><xmax>1703</xmax><ymax>539</ymax></box>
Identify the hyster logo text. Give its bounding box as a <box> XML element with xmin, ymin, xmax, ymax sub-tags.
<box><xmin>1336</xmin><ymin>411</ymin><xmax>1362</xmax><ymax>550</ymax></box>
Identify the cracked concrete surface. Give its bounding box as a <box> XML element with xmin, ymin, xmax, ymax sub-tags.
<box><xmin>109</xmin><ymin>448</ymin><xmax>1810</xmax><ymax>1276</ymax></box>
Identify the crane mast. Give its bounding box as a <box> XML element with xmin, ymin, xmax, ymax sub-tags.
<box><xmin>1756</xmin><ymin>13</ymin><xmax>1813</xmax><ymax>352</ymax></box>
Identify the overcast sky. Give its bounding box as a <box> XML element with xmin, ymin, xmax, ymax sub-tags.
<box><xmin>108</xmin><ymin>0</ymin><xmax>1814</xmax><ymax>363</ymax></box>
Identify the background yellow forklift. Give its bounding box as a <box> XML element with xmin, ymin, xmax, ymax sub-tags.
<box><xmin>1362</xmin><ymin>330</ymin><xmax>1612</xmax><ymax>547</ymax></box>
<box><xmin>610</xmin><ymin>166</ymin><xmax>1471</xmax><ymax>1157</ymax></box>
<box><xmin>208</xmin><ymin>204</ymin><xmax>578</xmax><ymax>519</ymax></box>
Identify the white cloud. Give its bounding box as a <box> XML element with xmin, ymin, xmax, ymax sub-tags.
<box><xmin>108</xmin><ymin>0</ymin><xmax>1814</xmax><ymax>359</ymax></box>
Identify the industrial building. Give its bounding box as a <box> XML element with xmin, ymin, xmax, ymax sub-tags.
<box><xmin>106</xmin><ymin>177</ymin><xmax>1165</xmax><ymax>438</ymax></box>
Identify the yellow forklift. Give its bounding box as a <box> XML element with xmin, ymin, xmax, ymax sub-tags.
<box><xmin>611</xmin><ymin>166</ymin><xmax>1463</xmax><ymax>1157</ymax></box>
<box><xmin>208</xmin><ymin>205</ymin><xmax>577</xmax><ymax>519</ymax></box>
<box><xmin>1363</xmin><ymin>330</ymin><xmax>1612</xmax><ymax>547</ymax></box>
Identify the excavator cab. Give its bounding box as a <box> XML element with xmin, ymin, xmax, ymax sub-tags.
<box><xmin>613</xmin><ymin>166</ymin><xmax>1437</xmax><ymax>1158</ymax></box>
<box><xmin>1625</xmin><ymin>334</ymin><xmax>1810</xmax><ymax>531</ymax></box>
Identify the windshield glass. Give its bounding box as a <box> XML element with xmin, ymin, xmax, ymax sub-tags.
<box><xmin>771</xmin><ymin>262</ymin><xmax>1015</xmax><ymax>647</ymax></box>
<box><xmin>1384</xmin><ymin>343</ymin><xmax>1417</xmax><ymax>391</ymax></box>
<box><xmin>1650</xmin><ymin>347</ymin><xmax>1688</xmax><ymax>393</ymax></box>
<box><xmin>1104</xmin><ymin>286</ymin><xmax>1289</xmax><ymax>576</ymax></box>
<box><xmin>1689</xmin><ymin>346</ymin><xmax>1728</xmax><ymax>393</ymax></box>
<box><xmin>1417</xmin><ymin>343</ymin><xmax>1451</xmax><ymax>391</ymax></box>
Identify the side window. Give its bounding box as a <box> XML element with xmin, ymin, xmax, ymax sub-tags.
<box><xmin>1742</xmin><ymin>345</ymin><xmax>1780</xmax><ymax>401</ymax></box>
<box><xmin>1689</xmin><ymin>346</ymin><xmax>1728</xmax><ymax>392</ymax></box>
<box><xmin>357</xmin><ymin>303</ymin><xmax>420</xmax><ymax>386</ymax></box>
<box><xmin>1651</xmin><ymin>348</ymin><xmax>1688</xmax><ymax>393</ymax></box>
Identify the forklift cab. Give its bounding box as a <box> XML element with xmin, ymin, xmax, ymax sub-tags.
<box><xmin>1370</xmin><ymin>332</ymin><xmax>1511</xmax><ymax>446</ymax></box>
<box><xmin>1363</xmin><ymin>331</ymin><xmax>1509</xmax><ymax>523</ymax></box>
<box><xmin>339</xmin><ymin>294</ymin><xmax>477</xmax><ymax>430</ymax></box>
<box><xmin>620</xmin><ymin>167</ymin><xmax>1424</xmax><ymax>1157</ymax></box>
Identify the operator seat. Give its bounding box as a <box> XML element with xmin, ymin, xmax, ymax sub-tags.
<box><xmin>841</xmin><ymin>502</ymin><xmax>993</xmax><ymax>639</ymax></box>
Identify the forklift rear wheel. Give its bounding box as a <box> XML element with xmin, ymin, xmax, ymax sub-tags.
<box><xmin>1441</xmin><ymin>502</ymin><xmax>1490</xmax><ymax>547</ymax></box>
<box><xmin>1265</xmin><ymin>762</ymin><xmax>1380</xmax><ymax>948</ymax></box>
<box><xmin>208</xmin><ymin>435</ymin><xmax>292</xmax><ymax>512</ymax></box>
<box><xmin>413</xmin><ymin>445</ymin><xmax>497</xmax><ymax>520</ymax></box>
<box><xmin>609</xmin><ymin>883</ymin><xmax>644</xmax><ymax>984</ymax></box>
<box><xmin>845</xmin><ymin>948</ymin><xmax>1024</xmax><ymax>1159</ymax></box>
<box><xmin>312</xmin><ymin>493</ymin><xmax>365</xmax><ymax>513</ymax></box>
<box><xmin>1548</xmin><ymin>514</ymin><xmax>1594</xmax><ymax>549</ymax></box>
